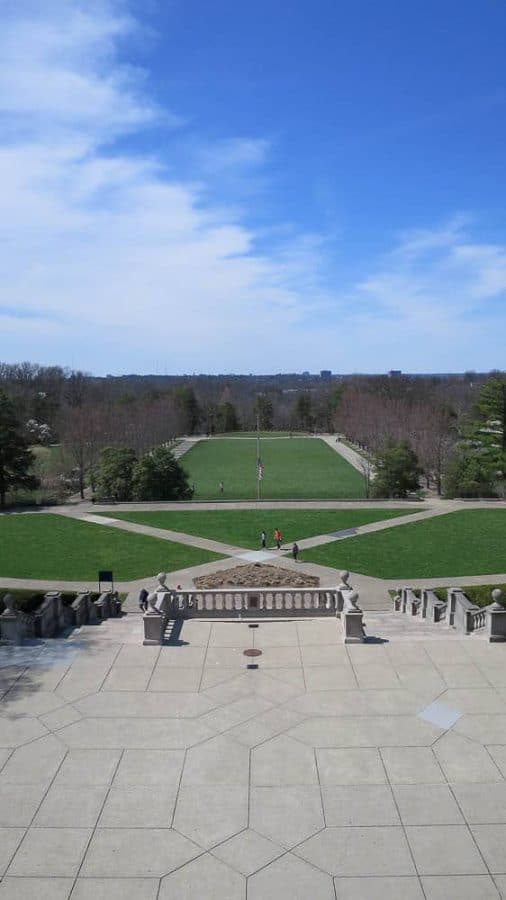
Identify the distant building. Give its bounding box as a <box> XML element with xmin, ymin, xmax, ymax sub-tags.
<box><xmin>388</xmin><ymin>370</ymin><xmax>402</xmax><ymax>377</ymax></box>
<box><xmin>320</xmin><ymin>370</ymin><xmax>332</xmax><ymax>380</ymax></box>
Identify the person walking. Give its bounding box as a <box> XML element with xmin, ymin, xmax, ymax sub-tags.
<box><xmin>138</xmin><ymin>588</ymin><xmax>149</xmax><ymax>612</ymax></box>
<box><xmin>260</xmin><ymin>530</ymin><xmax>266</xmax><ymax>549</ymax></box>
<box><xmin>219</xmin><ymin>480</ymin><xmax>224</xmax><ymax>495</ymax></box>
<box><xmin>292</xmin><ymin>542</ymin><xmax>299</xmax><ymax>561</ymax></box>
<box><xmin>274</xmin><ymin>527</ymin><xmax>282</xmax><ymax>550</ymax></box>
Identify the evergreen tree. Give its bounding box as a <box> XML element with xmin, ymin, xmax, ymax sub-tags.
<box><xmin>254</xmin><ymin>394</ymin><xmax>274</xmax><ymax>430</ymax></box>
<box><xmin>215</xmin><ymin>401</ymin><xmax>240</xmax><ymax>433</ymax></box>
<box><xmin>132</xmin><ymin>445</ymin><xmax>193</xmax><ymax>500</ymax></box>
<box><xmin>0</xmin><ymin>390</ymin><xmax>39</xmax><ymax>507</ymax></box>
<box><xmin>372</xmin><ymin>439</ymin><xmax>421</xmax><ymax>498</ymax></box>
<box><xmin>93</xmin><ymin>447</ymin><xmax>137</xmax><ymax>501</ymax></box>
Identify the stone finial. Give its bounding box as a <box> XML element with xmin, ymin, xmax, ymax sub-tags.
<box><xmin>338</xmin><ymin>570</ymin><xmax>352</xmax><ymax>592</ymax></box>
<box><xmin>491</xmin><ymin>588</ymin><xmax>504</xmax><ymax>610</ymax></box>
<box><xmin>2</xmin><ymin>594</ymin><xmax>17</xmax><ymax>614</ymax></box>
<box><xmin>344</xmin><ymin>590</ymin><xmax>361</xmax><ymax>611</ymax></box>
<box><xmin>156</xmin><ymin>572</ymin><xmax>168</xmax><ymax>591</ymax></box>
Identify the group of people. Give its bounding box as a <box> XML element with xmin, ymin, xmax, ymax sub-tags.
<box><xmin>261</xmin><ymin>528</ymin><xmax>299</xmax><ymax>559</ymax></box>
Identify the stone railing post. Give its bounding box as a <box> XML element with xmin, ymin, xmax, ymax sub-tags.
<box><xmin>0</xmin><ymin>595</ymin><xmax>23</xmax><ymax>644</ymax></box>
<box><xmin>342</xmin><ymin>590</ymin><xmax>365</xmax><ymax>644</ymax></box>
<box><xmin>486</xmin><ymin>589</ymin><xmax>506</xmax><ymax>643</ymax></box>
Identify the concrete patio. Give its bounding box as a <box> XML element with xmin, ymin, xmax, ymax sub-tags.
<box><xmin>1</xmin><ymin>612</ymin><xmax>506</xmax><ymax>898</ymax></box>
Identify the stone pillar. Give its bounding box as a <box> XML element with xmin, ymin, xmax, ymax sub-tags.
<box><xmin>342</xmin><ymin>590</ymin><xmax>365</xmax><ymax>643</ymax></box>
<box><xmin>0</xmin><ymin>595</ymin><xmax>22</xmax><ymax>644</ymax></box>
<box><xmin>486</xmin><ymin>589</ymin><xmax>506</xmax><ymax>643</ymax></box>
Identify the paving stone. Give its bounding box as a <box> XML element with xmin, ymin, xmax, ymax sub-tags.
<box><xmin>7</xmin><ymin>827</ymin><xmax>92</xmax><ymax>877</ymax></box>
<box><xmin>0</xmin><ymin>748</ymin><xmax>12</xmax><ymax>770</ymax></box>
<box><xmin>250</xmin><ymin>785</ymin><xmax>324</xmax><ymax>848</ymax></box>
<box><xmin>0</xmin><ymin>689</ymin><xmax>66</xmax><ymax>717</ymax></box>
<box><xmin>493</xmin><ymin>875</ymin><xmax>506</xmax><ymax>897</ymax></box>
<box><xmin>203</xmin><ymin>647</ymin><xmax>246</xmax><ymax>668</ymax></box>
<box><xmin>0</xmin><ymin>829</ymin><xmax>26</xmax><ymax>875</ymax></box>
<box><xmin>99</xmin><ymin>784</ymin><xmax>177</xmax><ymax>826</ymax></box>
<box><xmin>296</xmin><ymin>826</ymin><xmax>415</xmax><ymax>876</ymax></box>
<box><xmin>57</xmin><ymin>717</ymin><xmax>214</xmax><ymax>748</ymax></box>
<box><xmin>452</xmin><ymin>783</ymin><xmax>506</xmax><ymax>824</ymax></box>
<box><xmin>211</xmin><ymin>828</ymin><xmax>283</xmax><ymax>875</ymax></box>
<box><xmin>289</xmin><ymin>715</ymin><xmax>440</xmax><ymax>747</ymax></box>
<box><xmin>102</xmin><ymin>667</ymin><xmax>153</xmax><ymax>691</ymax></box>
<box><xmin>424</xmin><ymin>643</ymin><xmax>471</xmax><ymax>665</ymax></box>
<box><xmin>421</xmin><ymin>874</ymin><xmax>501</xmax><ymax>899</ymax></box>
<box><xmin>455</xmin><ymin>715</ymin><xmax>506</xmax><ymax>744</ymax></box>
<box><xmin>75</xmin><ymin>690</ymin><xmax>214</xmax><ymax>718</ymax></box>
<box><xmin>0</xmin><ymin>716</ymin><xmax>48</xmax><ymax>748</ymax></box>
<box><xmin>54</xmin><ymin>749</ymin><xmax>121</xmax><ymax>786</ymax></box>
<box><xmin>40</xmin><ymin>704</ymin><xmax>82</xmax><ymax>731</ymax></box>
<box><xmin>433</xmin><ymin>732</ymin><xmax>504</xmax><ymax>782</ymax></box>
<box><xmin>113</xmin><ymin>749</ymin><xmax>185</xmax><ymax>786</ymax></box>
<box><xmin>251</xmin><ymin>734</ymin><xmax>318</xmax><ymax>785</ymax></box>
<box><xmin>226</xmin><ymin>705</ymin><xmax>304</xmax><ymax>747</ymax></box>
<box><xmin>114</xmin><ymin>645</ymin><xmax>160</xmax><ymax>667</ymax></box>
<box><xmin>334</xmin><ymin>876</ymin><xmax>425</xmax><ymax>899</ymax></box>
<box><xmin>300</xmin><ymin>645</ymin><xmax>350</xmax><ymax>667</ymax></box>
<box><xmin>148</xmin><ymin>667</ymin><xmax>202</xmax><ymax>692</ymax></box>
<box><xmin>439</xmin><ymin>689</ymin><xmax>506</xmax><ymax>714</ymax></box>
<box><xmin>248</xmin><ymin>852</ymin><xmax>335</xmax><ymax>900</ymax></box>
<box><xmin>0</xmin><ymin>734</ymin><xmax>66</xmax><ymax>785</ymax></box>
<box><xmin>386</xmin><ymin>643</ymin><xmax>431</xmax><ymax>665</ymax></box>
<box><xmin>322</xmin><ymin>785</ymin><xmax>400</xmax><ymax>826</ymax></box>
<box><xmin>173</xmin><ymin>785</ymin><xmax>248</xmax><ymax>848</ymax></box>
<box><xmin>437</xmin><ymin>664</ymin><xmax>491</xmax><ymax>688</ymax></box>
<box><xmin>178</xmin><ymin>620</ymin><xmax>212</xmax><ymax>645</ymax></box>
<box><xmin>243</xmin><ymin>622</ymin><xmax>298</xmax><ymax>647</ymax></box>
<box><xmin>16</xmin><ymin>665</ymin><xmax>70</xmax><ymax>692</ymax></box>
<box><xmin>80</xmin><ymin>828</ymin><xmax>200</xmax><ymax>877</ymax></box>
<box><xmin>471</xmin><ymin>825</ymin><xmax>506</xmax><ymax>873</ymax></box>
<box><xmin>303</xmin><ymin>665</ymin><xmax>357</xmax><ymax>691</ymax></box>
<box><xmin>394</xmin><ymin>664</ymin><xmax>446</xmax><ymax>697</ymax></box>
<box><xmin>71</xmin><ymin>879</ymin><xmax>159</xmax><ymax>900</ymax></box>
<box><xmin>0</xmin><ymin>783</ymin><xmax>47</xmax><ymax>826</ymax></box>
<box><xmin>237</xmin><ymin>670</ymin><xmax>302</xmax><ymax>702</ymax></box>
<box><xmin>198</xmin><ymin>695</ymin><xmax>274</xmax><ymax>733</ymax></box>
<box><xmin>406</xmin><ymin>825</ymin><xmax>487</xmax><ymax>875</ymax></box>
<box><xmin>393</xmin><ymin>785</ymin><xmax>464</xmax><ymax>825</ymax></box>
<box><xmin>159</xmin><ymin>852</ymin><xmax>246</xmax><ymax>899</ymax></box>
<box><xmin>156</xmin><ymin>646</ymin><xmax>206</xmax><ymax>668</ymax></box>
<box><xmin>296</xmin><ymin>621</ymin><xmax>342</xmax><ymax>646</ymax></box>
<box><xmin>316</xmin><ymin>748</ymin><xmax>386</xmax><ymax>784</ymax></box>
<box><xmin>182</xmin><ymin>735</ymin><xmax>249</xmax><ymax>786</ymax></box>
<box><xmin>34</xmin><ymin>785</ymin><xmax>107</xmax><ymax>827</ymax></box>
<box><xmin>208</xmin><ymin>623</ymin><xmax>255</xmax><ymax>647</ymax></box>
<box><xmin>355</xmin><ymin>665</ymin><xmax>401</xmax><ymax>689</ymax></box>
<box><xmin>0</xmin><ymin>877</ymin><xmax>74</xmax><ymax>899</ymax></box>
<box><xmin>486</xmin><ymin>745</ymin><xmax>506</xmax><ymax>777</ymax></box>
<box><xmin>252</xmin><ymin>646</ymin><xmax>302</xmax><ymax>667</ymax></box>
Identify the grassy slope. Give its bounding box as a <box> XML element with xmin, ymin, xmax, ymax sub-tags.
<box><xmin>106</xmin><ymin>508</ymin><xmax>419</xmax><ymax>550</ymax></box>
<box><xmin>182</xmin><ymin>438</ymin><xmax>366</xmax><ymax>500</ymax></box>
<box><xmin>304</xmin><ymin>509</ymin><xmax>506</xmax><ymax>579</ymax></box>
<box><xmin>0</xmin><ymin>514</ymin><xmax>222</xmax><ymax>581</ymax></box>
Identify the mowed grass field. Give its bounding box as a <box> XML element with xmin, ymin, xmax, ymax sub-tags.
<box><xmin>0</xmin><ymin>514</ymin><xmax>222</xmax><ymax>581</ymax></box>
<box><xmin>183</xmin><ymin>438</ymin><xmax>366</xmax><ymax>499</ymax></box>
<box><xmin>106</xmin><ymin>508</ymin><xmax>418</xmax><ymax>550</ymax></box>
<box><xmin>304</xmin><ymin>509</ymin><xmax>506</xmax><ymax>579</ymax></box>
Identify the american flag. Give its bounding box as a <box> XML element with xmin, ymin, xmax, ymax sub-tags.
<box><xmin>257</xmin><ymin>459</ymin><xmax>264</xmax><ymax>481</ymax></box>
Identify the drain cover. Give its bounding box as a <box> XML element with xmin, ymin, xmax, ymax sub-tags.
<box><xmin>243</xmin><ymin>648</ymin><xmax>262</xmax><ymax>657</ymax></box>
<box><xmin>247</xmin><ymin>664</ymin><xmax>259</xmax><ymax>670</ymax></box>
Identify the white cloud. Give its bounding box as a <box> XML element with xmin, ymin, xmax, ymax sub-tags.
<box><xmin>0</xmin><ymin>1</ymin><xmax>505</xmax><ymax>374</ymax></box>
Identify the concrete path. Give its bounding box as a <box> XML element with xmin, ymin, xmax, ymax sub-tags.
<box><xmin>319</xmin><ymin>433</ymin><xmax>368</xmax><ymax>474</ymax></box>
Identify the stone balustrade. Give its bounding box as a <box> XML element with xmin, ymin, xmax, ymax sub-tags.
<box><xmin>393</xmin><ymin>584</ymin><xmax>505</xmax><ymax>642</ymax></box>
<box><xmin>0</xmin><ymin>589</ymin><xmax>121</xmax><ymax>645</ymax></box>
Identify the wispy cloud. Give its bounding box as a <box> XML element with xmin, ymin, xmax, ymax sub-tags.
<box><xmin>0</xmin><ymin>1</ymin><xmax>505</xmax><ymax>374</ymax></box>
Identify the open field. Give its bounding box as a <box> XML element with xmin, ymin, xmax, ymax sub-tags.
<box><xmin>0</xmin><ymin>514</ymin><xmax>222</xmax><ymax>581</ymax></box>
<box><xmin>182</xmin><ymin>437</ymin><xmax>365</xmax><ymax>499</ymax></box>
<box><xmin>304</xmin><ymin>509</ymin><xmax>506</xmax><ymax>579</ymax></box>
<box><xmin>106</xmin><ymin>508</ymin><xmax>419</xmax><ymax>549</ymax></box>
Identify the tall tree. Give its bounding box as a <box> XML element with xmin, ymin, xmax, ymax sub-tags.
<box><xmin>372</xmin><ymin>439</ymin><xmax>421</xmax><ymax>499</ymax></box>
<box><xmin>174</xmin><ymin>386</ymin><xmax>200</xmax><ymax>434</ymax></box>
<box><xmin>254</xmin><ymin>394</ymin><xmax>274</xmax><ymax>430</ymax></box>
<box><xmin>93</xmin><ymin>447</ymin><xmax>137</xmax><ymax>501</ymax></box>
<box><xmin>0</xmin><ymin>390</ymin><xmax>39</xmax><ymax>507</ymax></box>
<box><xmin>132</xmin><ymin>446</ymin><xmax>193</xmax><ymax>500</ymax></box>
<box><xmin>293</xmin><ymin>392</ymin><xmax>314</xmax><ymax>431</ymax></box>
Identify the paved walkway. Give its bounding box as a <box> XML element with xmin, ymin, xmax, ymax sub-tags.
<box><xmin>2</xmin><ymin>613</ymin><xmax>506</xmax><ymax>899</ymax></box>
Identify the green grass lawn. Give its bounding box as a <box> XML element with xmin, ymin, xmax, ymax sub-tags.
<box><xmin>105</xmin><ymin>508</ymin><xmax>418</xmax><ymax>550</ymax></box>
<box><xmin>304</xmin><ymin>510</ymin><xmax>506</xmax><ymax>579</ymax></box>
<box><xmin>182</xmin><ymin>437</ymin><xmax>366</xmax><ymax>499</ymax></box>
<box><xmin>0</xmin><ymin>514</ymin><xmax>222</xmax><ymax>581</ymax></box>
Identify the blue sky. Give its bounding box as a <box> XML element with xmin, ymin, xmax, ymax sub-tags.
<box><xmin>1</xmin><ymin>0</ymin><xmax>506</xmax><ymax>374</ymax></box>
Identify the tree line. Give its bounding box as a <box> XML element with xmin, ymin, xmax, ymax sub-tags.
<box><xmin>0</xmin><ymin>361</ymin><xmax>504</xmax><ymax>503</ymax></box>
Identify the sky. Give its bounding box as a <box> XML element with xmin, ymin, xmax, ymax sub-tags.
<box><xmin>1</xmin><ymin>0</ymin><xmax>506</xmax><ymax>375</ymax></box>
